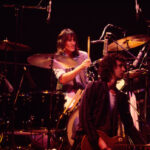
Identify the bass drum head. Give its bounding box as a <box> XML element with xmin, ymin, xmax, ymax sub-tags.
<box><xmin>67</xmin><ymin>108</ymin><xmax>79</xmax><ymax>146</ymax></box>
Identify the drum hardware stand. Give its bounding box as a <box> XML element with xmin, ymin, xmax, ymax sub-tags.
<box><xmin>14</xmin><ymin>66</ymin><xmax>27</xmax><ymax>105</ymax></box>
<box><xmin>139</xmin><ymin>46</ymin><xmax>150</xmax><ymax>123</ymax></box>
<box><xmin>110</xmin><ymin>39</ymin><xmax>136</xmax><ymax>59</ymax></box>
<box><xmin>47</xmin><ymin>54</ymin><xmax>57</xmax><ymax>150</ymax></box>
<box><xmin>129</xmin><ymin>44</ymin><xmax>150</xmax><ymax>139</ymax></box>
<box><xmin>128</xmin><ymin>96</ymin><xmax>150</xmax><ymax>139</ymax></box>
<box><xmin>135</xmin><ymin>43</ymin><xmax>150</xmax><ymax>125</ymax></box>
<box><xmin>5</xmin><ymin>66</ymin><xmax>27</xmax><ymax>149</ymax></box>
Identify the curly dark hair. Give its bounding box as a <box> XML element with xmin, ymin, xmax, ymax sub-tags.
<box><xmin>99</xmin><ymin>53</ymin><xmax>126</xmax><ymax>82</ymax></box>
<box><xmin>56</xmin><ymin>28</ymin><xmax>79</xmax><ymax>57</ymax></box>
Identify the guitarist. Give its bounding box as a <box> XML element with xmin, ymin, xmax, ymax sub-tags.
<box><xmin>77</xmin><ymin>53</ymin><xmax>146</xmax><ymax>150</ymax></box>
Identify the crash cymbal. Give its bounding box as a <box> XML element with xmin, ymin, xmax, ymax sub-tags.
<box><xmin>27</xmin><ymin>53</ymin><xmax>77</xmax><ymax>69</ymax></box>
<box><xmin>0</xmin><ymin>39</ymin><xmax>31</xmax><ymax>52</ymax></box>
<box><xmin>108</xmin><ymin>34</ymin><xmax>150</xmax><ymax>51</ymax></box>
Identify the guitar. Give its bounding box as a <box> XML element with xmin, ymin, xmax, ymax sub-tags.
<box><xmin>81</xmin><ymin>130</ymin><xmax>150</xmax><ymax>150</ymax></box>
<box><xmin>81</xmin><ymin>130</ymin><xmax>124</xmax><ymax>150</ymax></box>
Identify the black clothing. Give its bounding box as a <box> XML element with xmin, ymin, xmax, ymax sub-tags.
<box><xmin>79</xmin><ymin>80</ymin><xmax>146</xmax><ymax>150</ymax></box>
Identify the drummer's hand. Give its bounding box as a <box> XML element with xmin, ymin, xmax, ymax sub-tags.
<box><xmin>98</xmin><ymin>137</ymin><xmax>111</xmax><ymax>150</ymax></box>
<box><xmin>80</xmin><ymin>58</ymin><xmax>91</xmax><ymax>70</ymax></box>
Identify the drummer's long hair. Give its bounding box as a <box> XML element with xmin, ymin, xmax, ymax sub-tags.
<box><xmin>56</xmin><ymin>28</ymin><xmax>79</xmax><ymax>57</ymax></box>
<box><xmin>99</xmin><ymin>53</ymin><xmax>126</xmax><ymax>82</ymax></box>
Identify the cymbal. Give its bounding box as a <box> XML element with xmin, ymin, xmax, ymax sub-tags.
<box><xmin>27</xmin><ymin>53</ymin><xmax>77</xmax><ymax>69</ymax></box>
<box><xmin>124</xmin><ymin>68</ymin><xmax>148</xmax><ymax>79</ymax></box>
<box><xmin>108</xmin><ymin>34</ymin><xmax>150</xmax><ymax>51</ymax></box>
<box><xmin>0</xmin><ymin>39</ymin><xmax>31</xmax><ymax>52</ymax></box>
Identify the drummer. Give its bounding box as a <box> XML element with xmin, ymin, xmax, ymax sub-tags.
<box><xmin>54</xmin><ymin>28</ymin><xmax>91</xmax><ymax>108</ymax></box>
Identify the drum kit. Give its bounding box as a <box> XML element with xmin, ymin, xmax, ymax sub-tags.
<box><xmin>0</xmin><ymin>32</ymin><xmax>150</xmax><ymax>149</ymax></box>
<box><xmin>0</xmin><ymin>38</ymin><xmax>79</xmax><ymax>149</ymax></box>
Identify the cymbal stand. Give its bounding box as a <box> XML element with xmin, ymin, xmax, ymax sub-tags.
<box><xmin>124</xmin><ymin>64</ymin><xmax>149</xmax><ymax>142</ymax></box>
<box><xmin>139</xmin><ymin>46</ymin><xmax>150</xmax><ymax>123</ymax></box>
<box><xmin>129</xmin><ymin>44</ymin><xmax>150</xmax><ymax>137</ymax></box>
<box><xmin>14</xmin><ymin>67</ymin><xmax>26</xmax><ymax>105</ymax></box>
<box><xmin>47</xmin><ymin>54</ymin><xmax>55</xmax><ymax>149</ymax></box>
<box><xmin>135</xmin><ymin>44</ymin><xmax>150</xmax><ymax>127</ymax></box>
<box><xmin>13</xmin><ymin>6</ymin><xmax>21</xmax><ymax>92</ymax></box>
<box><xmin>8</xmin><ymin>66</ymin><xmax>26</xmax><ymax>149</ymax></box>
<box><xmin>110</xmin><ymin>39</ymin><xmax>136</xmax><ymax>59</ymax></box>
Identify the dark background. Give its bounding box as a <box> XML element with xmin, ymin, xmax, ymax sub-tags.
<box><xmin>0</xmin><ymin>0</ymin><xmax>150</xmax><ymax>93</ymax></box>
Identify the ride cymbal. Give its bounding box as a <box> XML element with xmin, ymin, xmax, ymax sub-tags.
<box><xmin>27</xmin><ymin>53</ymin><xmax>77</xmax><ymax>69</ymax></box>
<box><xmin>108</xmin><ymin>34</ymin><xmax>150</xmax><ymax>51</ymax></box>
<box><xmin>0</xmin><ymin>39</ymin><xmax>31</xmax><ymax>52</ymax></box>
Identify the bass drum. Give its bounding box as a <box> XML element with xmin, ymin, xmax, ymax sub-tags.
<box><xmin>67</xmin><ymin>108</ymin><xmax>79</xmax><ymax>146</ymax></box>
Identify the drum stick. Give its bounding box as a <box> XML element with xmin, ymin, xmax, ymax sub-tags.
<box><xmin>87</xmin><ymin>36</ymin><xmax>90</xmax><ymax>59</ymax></box>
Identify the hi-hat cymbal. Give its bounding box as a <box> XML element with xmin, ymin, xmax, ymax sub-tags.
<box><xmin>108</xmin><ymin>34</ymin><xmax>150</xmax><ymax>51</ymax></box>
<box><xmin>27</xmin><ymin>53</ymin><xmax>77</xmax><ymax>69</ymax></box>
<box><xmin>0</xmin><ymin>39</ymin><xmax>31</xmax><ymax>52</ymax></box>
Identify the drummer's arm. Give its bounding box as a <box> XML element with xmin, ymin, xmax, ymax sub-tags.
<box><xmin>59</xmin><ymin>58</ymin><xmax>91</xmax><ymax>84</ymax></box>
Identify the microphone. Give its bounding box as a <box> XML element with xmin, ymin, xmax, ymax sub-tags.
<box><xmin>135</xmin><ymin>0</ymin><xmax>142</xmax><ymax>20</ymax></box>
<box><xmin>133</xmin><ymin>45</ymin><xmax>146</xmax><ymax>67</ymax></box>
<box><xmin>46</xmin><ymin>0</ymin><xmax>52</xmax><ymax>22</ymax></box>
<box><xmin>91</xmin><ymin>39</ymin><xmax>104</xmax><ymax>44</ymax></box>
<box><xmin>91</xmin><ymin>32</ymin><xmax>112</xmax><ymax>44</ymax></box>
